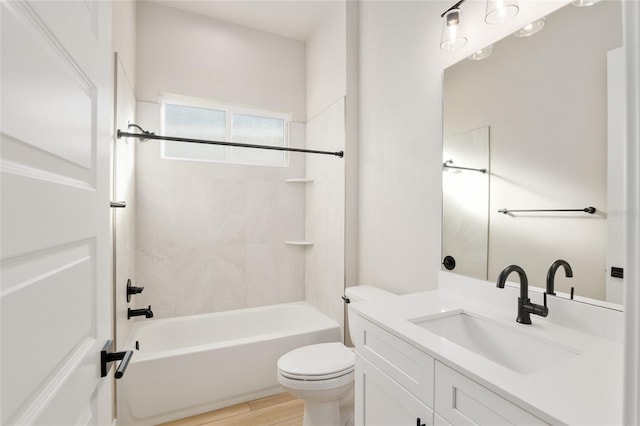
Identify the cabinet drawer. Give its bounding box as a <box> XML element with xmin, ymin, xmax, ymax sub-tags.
<box><xmin>434</xmin><ymin>362</ymin><xmax>547</xmax><ymax>425</ymax></box>
<box><xmin>353</xmin><ymin>315</ymin><xmax>434</xmax><ymax>407</ymax></box>
<box><xmin>356</xmin><ymin>354</ymin><xmax>433</xmax><ymax>426</ymax></box>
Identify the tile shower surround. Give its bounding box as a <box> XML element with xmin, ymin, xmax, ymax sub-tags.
<box><xmin>135</xmin><ymin>121</ymin><xmax>307</xmax><ymax>319</ymax></box>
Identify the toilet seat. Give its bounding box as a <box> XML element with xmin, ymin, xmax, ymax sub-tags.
<box><xmin>277</xmin><ymin>369</ymin><xmax>354</xmax><ymax>392</ymax></box>
<box><xmin>278</xmin><ymin>342</ymin><xmax>355</xmax><ymax>381</ymax></box>
<box><xmin>279</xmin><ymin>367</ymin><xmax>354</xmax><ymax>381</ymax></box>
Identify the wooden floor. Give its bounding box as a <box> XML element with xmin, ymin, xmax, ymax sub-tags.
<box><xmin>159</xmin><ymin>393</ymin><xmax>304</xmax><ymax>426</ymax></box>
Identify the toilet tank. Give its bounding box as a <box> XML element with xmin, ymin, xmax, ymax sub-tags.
<box><xmin>344</xmin><ymin>285</ymin><xmax>396</xmax><ymax>344</ymax></box>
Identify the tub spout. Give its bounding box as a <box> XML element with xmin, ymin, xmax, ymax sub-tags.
<box><xmin>128</xmin><ymin>305</ymin><xmax>154</xmax><ymax>320</ymax></box>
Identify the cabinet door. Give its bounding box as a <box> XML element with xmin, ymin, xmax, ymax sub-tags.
<box><xmin>353</xmin><ymin>314</ymin><xmax>435</xmax><ymax>406</ymax></box>
<box><xmin>435</xmin><ymin>362</ymin><xmax>547</xmax><ymax>425</ymax></box>
<box><xmin>434</xmin><ymin>413</ymin><xmax>453</xmax><ymax>426</ymax></box>
<box><xmin>356</xmin><ymin>354</ymin><xmax>433</xmax><ymax>426</ymax></box>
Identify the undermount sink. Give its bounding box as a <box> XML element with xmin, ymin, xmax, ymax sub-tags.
<box><xmin>411</xmin><ymin>310</ymin><xmax>579</xmax><ymax>374</ymax></box>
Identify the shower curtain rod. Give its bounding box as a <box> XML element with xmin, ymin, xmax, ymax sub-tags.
<box><xmin>117</xmin><ymin>124</ymin><xmax>344</xmax><ymax>158</ymax></box>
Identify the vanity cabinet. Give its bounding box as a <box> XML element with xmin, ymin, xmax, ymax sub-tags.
<box><xmin>434</xmin><ymin>362</ymin><xmax>546</xmax><ymax>425</ymax></box>
<box><xmin>355</xmin><ymin>319</ymin><xmax>434</xmax><ymax>405</ymax></box>
<box><xmin>354</xmin><ymin>315</ymin><xmax>548</xmax><ymax>426</ymax></box>
<box><xmin>353</xmin><ymin>318</ymin><xmax>434</xmax><ymax>425</ymax></box>
<box><xmin>356</xmin><ymin>354</ymin><xmax>433</xmax><ymax>426</ymax></box>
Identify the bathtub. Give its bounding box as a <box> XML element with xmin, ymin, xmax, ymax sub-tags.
<box><xmin>117</xmin><ymin>301</ymin><xmax>341</xmax><ymax>425</ymax></box>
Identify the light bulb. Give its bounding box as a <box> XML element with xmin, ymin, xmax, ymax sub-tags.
<box><xmin>440</xmin><ymin>9</ymin><xmax>468</xmax><ymax>51</ymax></box>
<box><xmin>485</xmin><ymin>0</ymin><xmax>519</xmax><ymax>25</ymax></box>
<box><xmin>513</xmin><ymin>18</ymin><xmax>545</xmax><ymax>37</ymax></box>
<box><xmin>468</xmin><ymin>45</ymin><xmax>494</xmax><ymax>60</ymax></box>
<box><xmin>572</xmin><ymin>0</ymin><xmax>600</xmax><ymax>6</ymax></box>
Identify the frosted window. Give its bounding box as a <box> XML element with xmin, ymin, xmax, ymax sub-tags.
<box><xmin>161</xmin><ymin>101</ymin><xmax>289</xmax><ymax>167</ymax></box>
<box><xmin>163</xmin><ymin>104</ymin><xmax>226</xmax><ymax>161</ymax></box>
<box><xmin>231</xmin><ymin>114</ymin><xmax>286</xmax><ymax>164</ymax></box>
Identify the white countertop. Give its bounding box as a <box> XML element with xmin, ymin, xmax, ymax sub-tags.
<box><xmin>351</xmin><ymin>289</ymin><xmax>623</xmax><ymax>425</ymax></box>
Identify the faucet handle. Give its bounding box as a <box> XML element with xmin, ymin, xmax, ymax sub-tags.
<box><xmin>530</xmin><ymin>296</ymin><xmax>549</xmax><ymax>317</ymax></box>
<box><xmin>126</xmin><ymin>278</ymin><xmax>144</xmax><ymax>302</ymax></box>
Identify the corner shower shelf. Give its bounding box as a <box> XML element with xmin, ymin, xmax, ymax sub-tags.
<box><xmin>285</xmin><ymin>178</ymin><xmax>314</xmax><ymax>183</ymax></box>
<box><xmin>285</xmin><ymin>241</ymin><xmax>314</xmax><ymax>246</ymax></box>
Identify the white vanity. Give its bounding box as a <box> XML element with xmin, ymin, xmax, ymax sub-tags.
<box><xmin>350</xmin><ymin>276</ymin><xmax>623</xmax><ymax>425</ymax></box>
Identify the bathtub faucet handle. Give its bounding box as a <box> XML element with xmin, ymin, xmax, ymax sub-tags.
<box><xmin>126</xmin><ymin>278</ymin><xmax>145</xmax><ymax>302</ymax></box>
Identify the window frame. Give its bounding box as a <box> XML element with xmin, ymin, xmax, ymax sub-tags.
<box><xmin>159</xmin><ymin>94</ymin><xmax>292</xmax><ymax>167</ymax></box>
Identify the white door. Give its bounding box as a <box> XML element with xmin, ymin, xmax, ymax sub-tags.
<box><xmin>1</xmin><ymin>1</ymin><xmax>113</xmax><ymax>425</ymax></box>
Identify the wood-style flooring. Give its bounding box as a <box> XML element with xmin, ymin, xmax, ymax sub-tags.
<box><xmin>159</xmin><ymin>393</ymin><xmax>304</xmax><ymax>426</ymax></box>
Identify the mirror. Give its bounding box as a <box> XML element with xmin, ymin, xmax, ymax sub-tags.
<box><xmin>442</xmin><ymin>0</ymin><xmax>623</xmax><ymax>305</ymax></box>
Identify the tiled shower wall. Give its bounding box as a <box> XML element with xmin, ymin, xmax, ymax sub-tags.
<box><xmin>134</xmin><ymin>107</ymin><xmax>306</xmax><ymax>318</ymax></box>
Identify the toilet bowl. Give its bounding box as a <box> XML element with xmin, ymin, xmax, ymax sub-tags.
<box><xmin>277</xmin><ymin>286</ymin><xmax>396</xmax><ymax>426</ymax></box>
<box><xmin>278</xmin><ymin>342</ymin><xmax>355</xmax><ymax>426</ymax></box>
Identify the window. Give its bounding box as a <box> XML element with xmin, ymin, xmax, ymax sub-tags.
<box><xmin>160</xmin><ymin>95</ymin><xmax>291</xmax><ymax>167</ymax></box>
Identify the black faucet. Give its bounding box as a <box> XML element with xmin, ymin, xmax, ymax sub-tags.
<box><xmin>496</xmin><ymin>265</ymin><xmax>548</xmax><ymax>324</ymax></box>
<box><xmin>546</xmin><ymin>259</ymin><xmax>573</xmax><ymax>296</ymax></box>
<box><xmin>128</xmin><ymin>306</ymin><xmax>154</xmax><ymax>320</ymax></box>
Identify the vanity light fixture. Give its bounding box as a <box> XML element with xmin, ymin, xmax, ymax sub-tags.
<box><xmin>440</xmin><ymin>0</ymin><xmax>519</xmax><ymax>52</ymax></box>
<box><xmin>485</xmin><ymin>0</ymin><xmax>519</xmax><ymax>25</ymax></box>
<box><xmin>513</xmin><ymin>18</ymin><xmax>545</xmax><ymax>37</ymax></box>
<box><xmin>468</xmin><ymin>44</ymin><xmax>494</xmax><ymax>60</ymax></box>
<box><xmin>440</xmin><ymin>0</ymin><xmax>468</xmax><ymax>51</ymax></box>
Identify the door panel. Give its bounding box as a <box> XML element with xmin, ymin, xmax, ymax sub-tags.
<box><xmin>1</xmin><ymin>1</ymin><xmax>112</xmax><ymax>425</ymax></box>
<box><xmin>1</xmin><ymin>241</ymin><xmax>94</xmax><ymax>419</ymax></box>
<box><xmin>1</xmin><ymin>1</ymin><xmax>95</xmax><ymax>186</ymax></box>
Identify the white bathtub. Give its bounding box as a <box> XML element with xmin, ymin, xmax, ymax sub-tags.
<box><xmin>118</xmin><ymin>301</ymin><xmax>341</xmax><ymax>425</ymax></box>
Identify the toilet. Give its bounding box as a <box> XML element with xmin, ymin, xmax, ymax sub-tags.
<box><xmin>277</xmin><ymin>286</ymin><xmax>396</xmax><ymax>426</ymax></box>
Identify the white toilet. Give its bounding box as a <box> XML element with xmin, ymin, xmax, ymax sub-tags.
<box><xmin>277</xmin><ymin>286</ymin><xmax>396</xmax><ymax>426</ymax></box>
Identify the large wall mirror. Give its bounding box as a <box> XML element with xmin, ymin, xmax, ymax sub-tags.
<box><xmin>442</xmin><ymin>0</ymin><xmax>623</xmax><ymax>306</ymax></box>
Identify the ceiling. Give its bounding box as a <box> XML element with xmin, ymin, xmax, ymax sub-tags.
<box><xmin>147</xmin><ymin>0</ymin><xmax>339</xmax><ymax>41</ymax></box>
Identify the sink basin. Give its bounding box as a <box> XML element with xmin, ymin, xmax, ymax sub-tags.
<box><xmin>411</xmin><ymin>310</ymin><xmax>579</xmax><ymax>374</ymax></box>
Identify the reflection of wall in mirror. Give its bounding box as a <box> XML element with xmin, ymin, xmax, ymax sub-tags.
<box><xmin>442</xmin><ymin>127</ymin><xmax>489</xmax><ymax>281</ymax></box>
<box><xmin>606</xmin><ymin>47</ymin><xmax>625</xmax><ymax>305</ymax></box>
<box><xmin>443</xmin><ymin>1</ymin><xmax>622</xmax><ymax>301</ymax></box>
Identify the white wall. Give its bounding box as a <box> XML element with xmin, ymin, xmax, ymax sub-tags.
<box><xmin>136</xmin><ymin>1</ymin><xmax>306</xmax><ymax>122</ymax></box>
<box><xmin>306</xmin><ymin>3</ymin><xmax>346</xmax><ymax>119</ymax></box>
<box><xmin>134</xmin><ymin>2</ymin><xmax>307</xmax><ymax>319</ymax></box>
<box><xmin>304</xmin><ymin>3</ymin><xmax>350</xmax><ymax>331</ymax></box>
<box><xmin>345</xmin><ymin>1</ymin><xmax>360</xmax><ymax>290</ymax></box>
<box><xmin>113</xmin><ymin>1</ymin><xmax>136</xmax><ymax>90</ymax></box>
<box><xmin>443</xmin><ymin>1</ymin><xmax>621</xmax><ymax>300</ymax></box>
<box><xmin>358</xmin><ymin>1</ymin><xmax>444</xmax><ymax>294</ymax></box>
